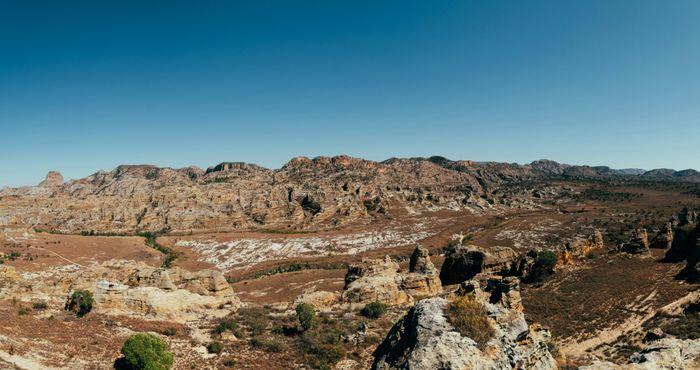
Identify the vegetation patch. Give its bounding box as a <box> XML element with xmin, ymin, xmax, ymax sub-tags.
<box><xmin>65</xmin><ymin>290</ymin><xmax>94</xmax><ymax>317</ymax></box>
<box><xmin>360</xmin><ymin>301</ymin><xmax>387</xmax><ymax>319</ymax></box>
<box><xmin>296</xmin><ymin>303</ymin><xmax>317</xmax><ymax>332</ymax></box>
<box><xmin>139</xmin><ymin>231</ymin><xmax>177</xmax><ymax>268</ymax></box>
<box><xmin>121</xmin><ymin>333</ymin><xmax>173</xmax><ymax>370</ymax></box>
<box><xmin>447</xmin><ymin>295</ymin><xmax>494</xmax><ymax>349</ymax></box>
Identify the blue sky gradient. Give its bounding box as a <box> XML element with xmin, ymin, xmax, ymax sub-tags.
<box><xmin>1</xmin><ymin>1</ymin><xmax>699</xmax><ymax>187</ymax></box>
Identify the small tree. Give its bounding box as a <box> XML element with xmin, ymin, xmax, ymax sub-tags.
<box><xmin>65</xmin><ymin>290</ymin><xmax>94</xmax><ymax>317</ymax></box>
<box><xmin>295</xmin><ymin>303</ymin><xmax>317</xmax><ymax>331</ymax></box>
<box><xmin>121</xmin><ymin>333</ymin><xmax>173</xmax><ymax>370</ymax></box>
<box><xmin>360</xmin><ymin>301</ymin><xmax>387</xmax><ymax>318</ymax></box>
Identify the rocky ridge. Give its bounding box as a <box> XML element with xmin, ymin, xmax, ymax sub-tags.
<box><xmin>2</xmin><ymin>156</ymin><xmax>699</xmax><ymax>234</ymax></box>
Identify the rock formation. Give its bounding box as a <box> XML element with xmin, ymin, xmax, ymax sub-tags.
<box><xmin>651</xmin><ymin>221</ymin><xmax>675</xmax><ymax>249</ymax></box>
<box><xmin>372</xmin><ymin>276</ymin><xmax>556</xmax><ymax>370</ymax></box>
<box><xmin>662</xmin><ymin>208</ymin><xmax>700</xmax><ymax>282</ymax></box>
<box><xmin>38</xmin><ymin>171</ymin><xmax>64</xmax><ymax>187</ymax></box>
<box><xmin>580</xmin><ymin>337</ymin><xmax>700</xmax><ymax>369</ymax></box>
<box><xmin>1</xmin><ymin>260</ymin><xmax>240</xmax><ymax>322</ymax></box>
<box><xmin>623</xmin><ymin>228</ymin><xmax>650</xmax><ymax>254</ymax></box>
<box><xmin>439</xmin><ymin>244</ymin><xmax>517</xmax><ymax>285</ymax></box>
<box><xmin>342</xmin><ymin>247</ymin><xmax>442</xmax><ymax>306</ymax></box>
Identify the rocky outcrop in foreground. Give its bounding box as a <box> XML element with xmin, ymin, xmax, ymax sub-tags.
<box><xmin>372</xmin><ymin>277</ymin><xmax>556</xmax><ymax>370</ymax></box>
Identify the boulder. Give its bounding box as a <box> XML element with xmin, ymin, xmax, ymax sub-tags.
<box><xmin>651</xmin><ymin>222</ymin><xmax>675</xmax><ymax>249</ymax></box>
<box><xmin>440</xmin><ymin>244</ymin><xmax>516</xmax><ymax>285</ymax></box>
<box><xmin>624</xmin><ymin>228</ymin><xmax>649</xmax><ymax>254</ymax></box>
<box><xmin>292</xmin><ymin>289</ymin><xmax>340</xmax><ymax>311</ymax></box>
<box><xmin>372</xmin><ymin>277</ymin><xmax>556</xmax><ymax>370</ymax></box>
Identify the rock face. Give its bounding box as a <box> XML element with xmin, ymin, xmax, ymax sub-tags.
<box><xmin>372</xmin><ymin>277</ymin><xmax>556</xmax><ymax>370</ymax></box>
<box><xmin>38</xmin><ymin>171</ymin><xmax>64</xmax><ymax>187</ymax></box>
<box><xmin>342</xmin><ymin>248</ymin><xmax>442</xmax><ymax>306</ymax></box>
<box><xmin>623</xmin><ymin>228</ymin><xmax>650</xmax><ymax>254</ymax></box>
<box><xmin>440</xmin><ymin>244</ymin><xmax>516</xmax><ymax>285</ymax></box>
<box><xmin>580</xmin><ymin>337</ymin><xmax>700</xmax><ymax>369</ymax></box>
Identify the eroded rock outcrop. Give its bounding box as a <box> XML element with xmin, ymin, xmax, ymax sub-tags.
<box><xmin>440</xmin><ymin>244</ymin><xmax>517</xmax><ymax>285</ymax></box>
<box><xmin>662</xmin><ymin>208</ymin><xmax>700</xmax><ymax>282</ymax></box>
<box><xmin>2</xmin><ymin>260</ymin><xmax>240</xmax><ymax>322</ymax></box>
<box><xmin>623</xmin><ymin>228</ymin><xmax>650</xmax><ymax>254</ymax></box>
<box><xmin>372</xmin><ymin>277</ymin><xmax>556</xmax><ymax>370</ymax></box>
<box><xmin>342</xmin><ymin>247</ymin><xmax>442</xmax><ymax>306</ymax></box>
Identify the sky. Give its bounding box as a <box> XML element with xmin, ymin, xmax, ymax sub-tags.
<box><xmin>1</xmin><ymin>1</ymin><xmax>699</xmax><ymax>187</ymax></box>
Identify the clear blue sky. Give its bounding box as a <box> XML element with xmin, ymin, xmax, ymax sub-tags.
<box><xmin>1</xmin><ymin>1</ymin><xmax>699</xmax><ymax>187</ymax></box>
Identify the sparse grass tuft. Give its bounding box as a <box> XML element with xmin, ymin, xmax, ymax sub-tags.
<box><xmin>447</xmin><ymin>295</ymin><xmax>494</xmax><ymax>349</ymax></box>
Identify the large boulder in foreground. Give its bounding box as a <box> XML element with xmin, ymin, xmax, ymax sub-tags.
<box><xmin>372</xmin><ymin>277</ymin><xmax>556</xmax><ymax>370</ymax></box>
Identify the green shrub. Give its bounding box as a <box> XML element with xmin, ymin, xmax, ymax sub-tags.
<box><xmin>161</xmin><ymin>327</ymin><xmax>177</xmax><ymax>337</ymax></box>
<box><xmin>250</xmin><ymin>337</ymin><xmax>285</xmax><ymax>353</ymax></box>
<box><xmin>297</xmin><ymin>330</ymin><xmax>345</xmax><ymax>370</ymax></box>
<box><xmin>18</xmin><ymin>307</ymin><xmax>30</xmax><ymax>316</ymax></box>
<box><xmin>447</xmin><ymin>295</ymin><xmax>494</xmax><ymax>349</ymax></box>
<box><xmin>360</xmin><ymin>301</ymin><xmax>387</xmax><ymax>318</ymax></box>
<box><xmin>65</xmin><ymin>290</ymin><xmax>94</xmax><ymax>317</ymax></box>
<box><xmin>213</xmin><ymin>319</ymin><xmax>238</xmax><ymax>335</ymax></box>
<box><xmin>296</xmin><ymin>303</ymin><xmax>317</xmax><ymax>332</ymax></box>
<box><xmin>121</xmin><ymin>333</ymin><xmax>173</xmax><ymax>370</ymax></box>
<box><xmin>206</xmin><ymin>341</ymin><xmax>224</xmax><ymax>354</ymax></box>
<box><xmin>527</xmin><ymin>250</ymin><xmax>557</xmax><ymax>283</ymax></box>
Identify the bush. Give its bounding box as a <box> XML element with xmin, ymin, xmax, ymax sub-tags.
<box><xmin>447</xmin><ymin>295</ymin><xmax>494</xmax><ymax>349</ymax></box>
<box><xmin>18</xmin><ymin>307</ymin><xmax>30</xmax><ymax>316</ymax></box>
<box><xmin>32</xmin><ymin>302</ymin><xmax>48</xmax><ymax>311</ymax></box>
<box><xmin>161</xmin><ymin>327</ymin><xmax>177</xmax><ymax>337</ymax></box>
<box><xmin>206</xmin><ymin>341</ymin><xmax>224</xmax><ymax>354</ymax></box>
<box><xmin>360</xmin><ymin>301</ymin><xmax>387</xmax><ymax>318</ymax></box>
<box><xmin>527</xmin><ymin>250</ymin><xmax>557</xmax><ymax>283</ymax></box>
<box><xmin>121</xmin><ymin>333</ymin><xmax>173</xmax><ymax>370</ymax></box>
<box><xmin>213</xmin><ymin>319</ymin><xmax>238</xmax><ymax>335</ymax></box>
<box><xmin>250</xmin><ymin>337</ymin><xmax>285</xmax><ymax>353</ymax></box>
<box><xmin>296</xmin><ymin>303</ymin><xmax>317</xmax><ymax>332</ymax></box>
<box><xmin>65</xmin><ymin>290</ymin><xmax>94</xmax><ymax>317</ymax></box>
<box><xmin>297</xmin><ymin>330</ymin><xmax>345</xmax><ymax>370</ymax></box>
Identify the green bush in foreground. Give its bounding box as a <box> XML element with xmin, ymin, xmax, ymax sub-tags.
<box><xmin>296</xmin><ymin>303</ymin><xmax>317</xmax><ymax>332</ymax></box>
<box><xmin>121</xmin><ymin>333</ymin><xmax>173</xmax><ymax>370</ymax></box>
<box><xmin>65</xmin><ymin>290</ymin><xmax>94</xmax><ymax>317</ymax></box>
<box><xmin>360</xmin><ymin>301</ymin><xmax>387</xmax><ymax>318</ymax></box>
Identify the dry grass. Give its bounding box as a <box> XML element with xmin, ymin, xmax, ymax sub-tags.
<box><xmin>447</xmin><ymin>295</ymin><xmax>494</xmax><ymax>349</ymax></box>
